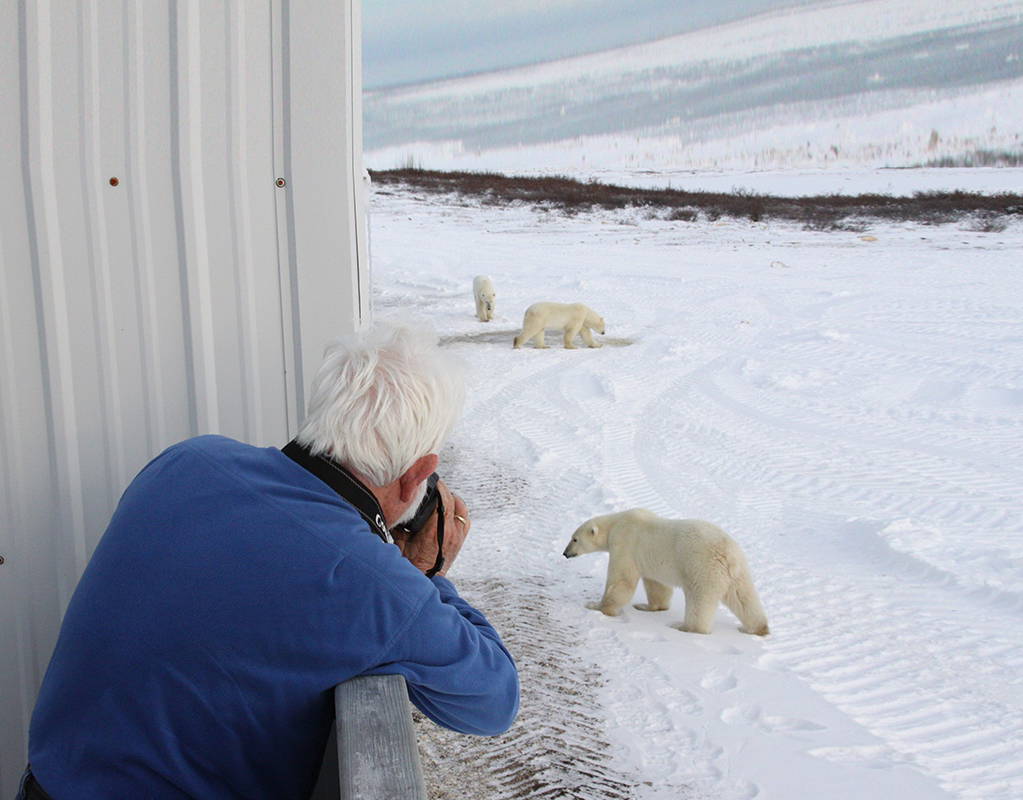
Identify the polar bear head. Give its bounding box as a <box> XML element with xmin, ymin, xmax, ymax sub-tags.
<box><xmin>479</xmin><ymin>287</ymin><xmax>494</xmax><ymax>313</ymax></box>
<box><xmin>473</xmin><ymin>276</ymin><xmax>495</xmax><ymax>315</ymax></box>
<box><xmin>585</xmin><ymin>308</ymin><xmax>605</xmax><ymax>335</ymax></box>
<box><xmin>563</xmin><ymin>518</ymin><xmax>609</xmax><ymax>557</ymax></box>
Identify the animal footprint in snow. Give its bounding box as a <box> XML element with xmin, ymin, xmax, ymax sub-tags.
<box><xmin>723</xmin><ymin>701</ymin><xmax>826</xmax><ymax>735</ymax></box>
<box><xmin>761</xmin><ymin>716</ymin><xmax>826</xmax><ymax>733</ymax></box>
<box><xmin>655</xmin><ymin>686</ymin><xmax>703</xmax><ymax>714</ymax></box>
<box><xmin>733</xmin><ymin>780</ymin><xmax>761</xmax><ymax>800</ymax></box>
<box><xmin>721</xmin><ymin>702</ymin><xmax>762</xmax><ymax>726</ymax></box>
<box><xmin>808</xmin><ymin>745</ymin><xmax>902</xmax><ymax>767</ymax></box>
<box><xmin>700</xmin><ymin>669</ymin><xmax>738</xmax><ymax>691</ymax></box>
<box><xmin>628</xmin><ymin>630</ymin><xmax>669</xmax><ymax>643</ymax></box>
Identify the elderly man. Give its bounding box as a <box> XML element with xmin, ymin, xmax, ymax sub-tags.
<box><xmin>20</xmin><ymin>323</ymin><xmax>518</xmax><ymax>800</ymax></box>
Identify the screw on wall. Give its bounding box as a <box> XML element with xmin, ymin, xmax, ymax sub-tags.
<box><xmin>109</xmin><ymin>177</ymin><xmax>119</xmax><ymax>186</ymax></box>
<box><xmin>276</xmin><ymin>178</ymin><xmax>286</xmax><ymax>187</ymax></box>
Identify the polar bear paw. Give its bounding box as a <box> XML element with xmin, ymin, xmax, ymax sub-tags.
<box><xmin>671</xmin><ymin>621</ymin><xmax>712</xmax><ymax>634</ymax></box>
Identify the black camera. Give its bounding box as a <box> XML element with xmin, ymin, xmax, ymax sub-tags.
<box><xmin>400</xmin><ymin>472</ymin><xmax>440</xmax><ymax>534</ymax></box>
<box><xmin>394</xmin><ymin>472</ymin><xmax>447</xmax><ymax>578</ymax></box>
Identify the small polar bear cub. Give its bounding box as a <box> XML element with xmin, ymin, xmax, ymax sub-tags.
<box><xmin>563</xmin><ymin>508</ymin><xmax>769</xmax><ymax>636</ymax></box>
<box><xmin>473</xmin><ymin>275</ymin><xmax>496</xmax><ymax>322</ymax></box>
<box><xmin>513</xmin><ymin>301</ymin><xmax>605</xmax><ymax>349</ymax></box>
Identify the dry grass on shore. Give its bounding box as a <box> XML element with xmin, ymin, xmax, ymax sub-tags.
<box><xmin>369</xmin><ymin>168</ymin><xmax>1023</xmax><ymax>231</ymax></box>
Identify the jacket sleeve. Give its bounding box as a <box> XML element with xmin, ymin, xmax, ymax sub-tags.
<box><xmin>364</xmin><ymin>576</ymin><xmax>519</xmax><ymax>736</ymax></box>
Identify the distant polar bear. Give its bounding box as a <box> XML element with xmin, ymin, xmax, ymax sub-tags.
<box><xmin>473</xmin><ymin>275</ymin><xmax>496</xmax><ymax>322</ymax></box>
<box><xmin>513</xmin><ymin>302</ymin><xmax>605</xmax><ymax>349</ymax></box>
<box><xmin>563</xmin><ymin>509</ymin><xmax>769</xmax><ymax>636</ymax></box>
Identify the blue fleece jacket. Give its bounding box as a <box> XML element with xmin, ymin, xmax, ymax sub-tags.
<box><xmin>26</xmin><ymin>435</ymin><xmax>518</xmax><ymax>800</ymax></box>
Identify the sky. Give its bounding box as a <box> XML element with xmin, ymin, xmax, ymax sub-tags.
<box><xmin>362</xmin><ymin>0</ymin><xmax>821</xmax><ymax>89</ymax></box>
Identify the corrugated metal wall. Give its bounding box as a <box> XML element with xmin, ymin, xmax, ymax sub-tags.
<box><xmin>0</xmin><ymin>1</ymin><xmax>369</xmax><ymax>793</ymax></box>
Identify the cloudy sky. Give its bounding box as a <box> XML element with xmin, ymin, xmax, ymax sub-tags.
<box><xmin>362</xmin><ymin>0</ymin><xmax>821</xmax><ymax>89</ymax></box>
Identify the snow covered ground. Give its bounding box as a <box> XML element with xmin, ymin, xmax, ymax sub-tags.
<box><xmin>361</xmin><ymin>1</ymin><xmax>1023</xmax><ymax>796</ymax></box>
<box><xmin>368</xmin><ymin>175</ymin><xmax>1023</xmax><ymax>799</ymax></box>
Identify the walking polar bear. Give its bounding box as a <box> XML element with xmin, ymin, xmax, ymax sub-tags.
<box><xmin>473</xmin><ymin>275</ymin><xmax>496</xmax><ymax>322</ymax></box>
<box><xmin>513</xmin><ymin>301</ymin><xmax>605</xmax><ymax>349</ymax></box>
<box><xmin>563</xmin><ymin>509</ymin><xmax>769</xmax><ymax>636</ymax></box>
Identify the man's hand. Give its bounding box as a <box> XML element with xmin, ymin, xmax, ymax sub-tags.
<box><xmin>391</xmin><ymin>479</ymin><xmax>470</xmax><ymax>578</ymax></box>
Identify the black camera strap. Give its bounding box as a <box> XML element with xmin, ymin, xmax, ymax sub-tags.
<box><xmin>427</xmin><ymin>495</ymin><xmax>445</xmax><ymax>579</ymax></box>
<box><xmin>281</xmin><ymin>440</ymin><xmax>392</xmax><ymax>544</ymax></box>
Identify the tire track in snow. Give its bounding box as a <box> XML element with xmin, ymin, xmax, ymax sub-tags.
<box><xmin>415</xmin><ymin>347</ymin><xmax>668</xmax><ymax>800</ymax></box>
<box><xmin>444</xmin><ymin>337</ymin><xmax>785</xmax><ymax>800</ymax></box>
<box><xmin>373</xmin><ymin>202</ymin><xmax>664</xmax><ymax>797</ymax></box>
<box><xmin>640</xmin><ymin>363</ymin><xmax>1023</xmax><ymax>577</ymax></box>
<box><xmin>755</xmin><ymin>536</ymin><xmax>1023</xmax><ymax>800</ymax></box>
<box><xmin>732</xmin><ymin>282</ymin><xmax>1023</xmax><ymax>466</ymax></box>
<box><xmin>628</xmin><ymin>353</ymin><xmax>1023</xmax><ymax>800</ymax></box>
<box><xmin>413</xmin><ymin>577</ymin><xmax>644</xmax><ymax>800</ymax></box>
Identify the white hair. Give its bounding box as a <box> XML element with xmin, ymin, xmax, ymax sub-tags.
<box><xmin>296</xmin><ymin>322</ymin><xmax>465</xmax><ymax>487</ymax></box>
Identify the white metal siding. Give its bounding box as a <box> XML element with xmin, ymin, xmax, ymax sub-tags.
<box><xmin>0</xmin><ymin>1</ymin><xmax>368</xmax><ymax>793</ymax></box>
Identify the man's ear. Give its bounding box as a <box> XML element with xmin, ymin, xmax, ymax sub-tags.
<box><xmin>398</xmin><ymin>454</ymin><xmax>439</xmax><ymax>503</ymax></box>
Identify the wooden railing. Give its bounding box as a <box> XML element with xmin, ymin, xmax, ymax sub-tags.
<box><xmin>309</xmin><ymin>674</ymin><xmax>428</xmax><ymax>800</ymax></box>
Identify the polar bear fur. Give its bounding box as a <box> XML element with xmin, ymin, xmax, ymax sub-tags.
<box><xmin>563</xmin><ymin>508</ymin><xmax>769</xmax><ymax>636</ymax></box>
<box><xmin>513</xmin><ymin>301</ymin><xmax>605</xmax><ymax>349</ymax></box>
<box><xmin>473</xmin><ymin>275</ymin><xmax>496</xmax><ymax>322</ymax></box>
